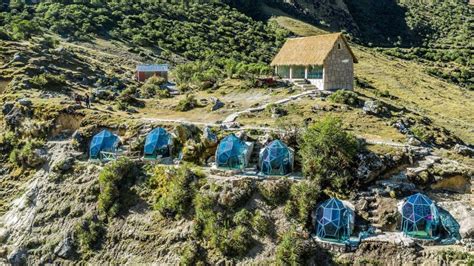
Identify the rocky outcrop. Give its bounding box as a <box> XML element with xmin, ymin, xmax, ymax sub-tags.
<box><xmin>453</xmin><ymin>144</ymin><xmax>474</xmax><ymax>157</ymax></box>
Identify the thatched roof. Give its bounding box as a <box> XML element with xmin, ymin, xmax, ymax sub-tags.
<box><xmin>271</xmin><ymin>33</ymin><xmax>358</xmax><ymax>66</ymax></box>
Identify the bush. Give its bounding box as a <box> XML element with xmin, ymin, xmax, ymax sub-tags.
<box><xmin>9</xmin><ymin>139</ymin><xmax>45</xmax><ymax>168</ymax></box>
<box><xmin>140</xmin><ymin>76</ymin><xmax>167</xmax><ymax>98</ymax></box>
<box><xmin>275</xmin><ymin>228</ymin><xmax>305</xmax><ymax>265</ymax></box>
<box><xmin>411</xmin><ymin>125</ymin><xmax>431</xmax><ymax>143</ymax></box>
<box><xmin>148</xmin><ymin>164</ymin><xmax>205</xmax><ymax>218</ymax></box>
<box><xmin>29</xmin><ymin>73</ymin><xmax>67</xmax><ymax>91</ymax></box>
<box><xmin>175</xmin><ymin>94</ymin><xmax>199</xmax><ymax>112</ymax></box>
<box><xmin>11</xmin><ymin>19</ymin><xmax>40</xmax><ymax>40</ymax></box>
<box><xmin>192</xmin><ymin>183</ymin><xmax>255</xmax><ymax>257</ymax></box>
<box><xmin>258</xmin><ymin>180</ymin><xmax>291</xmax><ymax>206</ymax></box>
<box><xmin>233</xmin><ymin>209</ymin><xmax>252</xmax><ymax>227</ymax></box>
<box><xmin>74</xmin><ymin>215</ymin><xmax>105</xmax><ymax>255</ymax></box>
<box><xmin>284</xmin><ymin>180</ymin><xmax>320</xmax><ymax>224</ymax></box>
<box><xmin>252</xmin><ymin>210</ymin><xmax>272</xmax><ymax>237</ymax></box>
<box><xmin>299</xmin><ymin>116</ymin><xmax>359</xmax><ymax>192</ymax></box>
<box><xmin>219</xmin><ymin>225</ymin><xmax>252</xmax><ymax>257</ymax></box>
<box><xmin>179</xmin><ymin>242</ymin><xmax>202</xmax><ymax>265</ymax></box>
<box><xmin>0</xmin><ymin>131</ymin><xmax>17</xmax><ymax>154</ymax></box>
<box><xmin>328</xmin><ymin>90</ymin><xmax>360</xmax><ymax>106</ymax></box>
<box><xmin>98</xmin><ymin>158</ymin><xmax>139</xmax><ymax>218</ymax></box>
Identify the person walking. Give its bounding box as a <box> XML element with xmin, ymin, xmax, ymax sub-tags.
<box><xmin>75</xmin><ymin>94</ymin><xmax>82</xmax><ymax>106</ymax></box>
<box><xmin>85</xmin><ymin>93</ymin><xmax>91</xmax><ymax>109</ymax></box>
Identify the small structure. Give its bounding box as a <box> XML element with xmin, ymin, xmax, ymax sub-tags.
<box><xmin>135</xmin><ymin>64</ymin><xmax>169</xmax><ymax>82</ymax></box>
<box><xmin>313</xmin><ymin>198</ymin><xmax>355</xmax><ymax>243</ymax></box>
<box><xmin>400</xmin><ymin>193</ymin><xmax>440</xmax><ymax>240</ymax></box>
<box><xmin>89</xmin><ymin>130</ymin><xmax>120</xmax><ymax>161</ymax></box>
<box><xmin>259</xmin><ymin>140</ymin><xmax>294</xmax><ymax>176</ymax></box>
<box><xmin>144</xmin><ymin>127</ymin><xmax>173</xmax><ymax>160</ymax></box>
<box><xmin>271</xmin><ymin>32</ymin><xmax>358</xmax><ymax>90</ymax></box>
<box><xmin>215</xmin><ymin>134</ymin><xmax>252</xmax><ymax>170</ymax></box>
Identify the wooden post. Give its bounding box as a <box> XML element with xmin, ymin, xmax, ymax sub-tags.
<box><xmin>289</xmin><ymin>66</ymin><xmax>293</xmax><ymax>80</ymax></box>
<box><xmin>305</xmin><ymin>67</ymin><xmax>308</xmax><ymax>80</ymax></box>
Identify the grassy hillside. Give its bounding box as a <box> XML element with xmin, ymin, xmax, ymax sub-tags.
<box><xmin>270</xmin><ymin>14</ymin><xmax>474</xmax><ymax>144</ymax></box>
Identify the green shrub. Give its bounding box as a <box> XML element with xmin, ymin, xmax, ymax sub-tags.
<box><xmin>74</xmin><ymin>215</ymin><xmax>105</xmax><ymax>255</ymax></box>
<box><xmin>98</xmin><ymin>158</ymin><xmax>138</xmax><ymax>218</ymax></box>
<box><xmin>258</xmin><ymin>180</ymin><xmax>291</xmax><ymax>206</ymax></box>
<box><xmin>9</xmin><ymin>139</ymin><xmax>45</xmax><ymax>168</ymax></box>
<box><xmin>148</xmin><ymin>164</ymin><xmax>205</xmax><ymax>218</ymax></box>
<box><xmin>275</xmin><ymin>228</ymin><xmax>304</xmax><ymax>265</ymax></box>
<box><xmin>0</xmin><ymin>131</ymin><xmax>17</xmax><ymax>153</ymax></box>
<box><xmin>299</xmin><ymin>116</ymin><xmax>359</xmax><ymax>192</ymax></box>
<box><xmin>233</xmin><ymin>209</ymin><xmax>252</xmax><ymax>227</ymax></box>
<box><xmin>252</xmin><ymin>210</ymin><xmax>272</xmax><ymax>237</ymax></box>
<box><xmin>284</xmin><ymin>180</ymin><xmax>320</xmax><ymax>224</ymax></box>
<box><xmin>411</xmin><ymin>125</ymin><xmax>431</xmax><ymax>143</ymax></box>
<box><xmin>11</xmin><ymin>19</ymin><xmax>40</xmax><ymax>40</ymax></box>
<box><xmin>328</xmin><ymin>90</ymin><xmax>360</xmax><ymax>106</ymax></box>
<box><xmin>175</xmin><ymin>94</ymin><xmax>199</xmax><ymax>112</ymax></box>
<box><xmin>140</xmin><ymin>76</ymin><xmax>167</xmax><ymax>98</ymax></box>
<box><xmin>218</xmin><ymin>225</ymin><xmax>252</xmax><ymax>257</ymax></box>
<box><xmin>157</xmin><ymin>88</ymin><xmax>171</xmax><ymax>99</ymax></box>
<box><xmin>29</xmin><ymin>73</ymin><xmax>67</xmax><ymax>91</ymax></box>
<box><xmin>179</xmin><ymin>242</ymin><xmax>202</xmax><ymax>265</ymax></box>
<box><xmin>115</xmin><ymin>101</ymin><xmax>129</xmax><ymax>111</ymax></box>
<box><xmin>192</xmin><ymin>183</ymin><xmax>255</xmax><ymax>257</ymax></box>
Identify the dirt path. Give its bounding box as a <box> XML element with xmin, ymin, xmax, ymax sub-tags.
<box><xmin>222</xmin><ymin>89</ymin><xmax>320</xmax><ymax>123</ymax></box>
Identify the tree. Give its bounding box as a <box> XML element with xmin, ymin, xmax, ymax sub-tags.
<box><xmin>299</xmin><ymin>116</ymin><xmax>359</xmax><ymax>192</ymax></box>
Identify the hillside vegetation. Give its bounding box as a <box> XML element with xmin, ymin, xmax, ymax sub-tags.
<box><xmin>0</xmin><ymin>1</ymin><xmax>473</xmax><ymax>265</ymax></box>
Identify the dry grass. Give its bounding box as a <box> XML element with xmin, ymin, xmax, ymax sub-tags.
<box><xmin>271</xmin><ymin>15</ymin><xmax>474</xmax><ymax>144</ymax></box>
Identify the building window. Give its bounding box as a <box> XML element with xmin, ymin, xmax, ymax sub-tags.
<box><xmin>277</xmin><ymin>66</ymin><xmax>290</xmax><ymax>79</ymax></box>
<box><xmin>292</xmin><ymin>66</ymin><xmax>305</xmax><ymax>79</ymax></box>
<box><xmin>308</xmin><ymin>66</ymin><xmax>323</xmax><ymax>79</ymax></box>
<box><xmin>337</xmin><ymin>43</ymin><xmax>342</xmax><ymax>50</ymax></box>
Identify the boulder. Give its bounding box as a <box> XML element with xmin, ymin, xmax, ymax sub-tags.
<box><xmin>453</xmin><ymin>144</ymin><xmax>474</xmax><ymax>157</ymax></box>
<box><xmin>52</xmin><ymin>156</ymin><xmax>75</xmax><ymax>173</ymax></box>
<box><xmin>356</xmin><ymin>152</ymin><xmax>386</xmax><ymax>183</ymax></box>
<box><xmin>5</xmin><ymin>107</ymin><xmax>24</xmax><ymax>129</ymax></box>
<box><xmin>54</xmin><ymin>235</ymin><xmax>75</xmax><ymax>259</ymax></box>
<box><xmin>8</xmin><ymin>247</ymin><xmax>27</xmax><ymax>265</ymax></box>
<box><xmin>211</xmin><ymin>98</ymin><xmax>225</xmax><ymax>111</ymax></box>
<box><xmin>203</xmin><ymin>127</ymin><xmax>217</xmax><ymax>143</ymax></box>
<box><xmin>28</xmin><ymin>148</ymin><xmax>49</xmax><ymax>168</ymax></box>
<box><xmin>2</xmin><ymin>102</ymin><xmax>14</xmax><ymax>115</ymax></box>
<box><xmin>407</xmin><ymin>136</ymin><xmax>422</xmax><ymax>146</ymax></box>
<box><xmin>18</xmin><ymin>98</ymin><xmax>32</xmax><ymax>107</ymax></box>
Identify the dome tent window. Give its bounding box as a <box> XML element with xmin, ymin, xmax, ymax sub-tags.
<box><xmin>215</xmin><ymin>134</ymin><xmax>251</xmax><ymax>170</ymax></box>
<box><xmin>400</xmin><ymin>193</ymin><xmax>440</xmax><ymax>239</ymax></box>
<box><xmin>259</xmin><ymin>140</ymin><xmax>294</xmax><ymax>176</ymax></box>
<box><xmin>313</xmin><ymin>198</ymin><xmax>354</xmax><ymax>242</ymax></box>
<box><xmin>144</xmin><ymin>127</ymin><xmax>173</xmax><ymax>160</ymax></box>
<box><xmin>89</xmin><ymin>130</ymin><xmax>120</xmax><ymax>161</ymax></box>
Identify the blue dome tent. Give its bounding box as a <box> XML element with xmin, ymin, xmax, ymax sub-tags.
<box><xmin>215</xmin><ymin>134</ymin><xmax>249</xmax><ymax>170</ymax></box>
<box><xmin>144</xmin><ymin>128</ymin><xmax>172</xmax><ymax>159</ymax></box>
<box><xmin>400</xmin><ymin>193</ymin><xmax>440</xmax><ymax>239</ymax></box>
<box><xmin>259</xmin><ymin>140</ymin><xmax>294</xmax><ymax>176</ymax></box>
<box><xmin>89</xmin><ymin>130</ymin><xmax>120</xmax><ymax>160</ymax></box>
<box><xmin>314</xmin><ymin>198</ymin><xmax>354</xmax><ymax>242</ymax></box>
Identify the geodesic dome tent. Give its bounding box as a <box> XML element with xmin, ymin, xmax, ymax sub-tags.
<box><xmin>144</xmin><ymin>127</ymin><xmax>172</xmax><ymax>158</ymax></box>
<box><xmin>259</xmin><ymin>140</ymin><xmax>294</xmax><ymax>175</ymax></box>
<box><xmin>215</xmin><ymin>134</ymin><xmax>249</xmax><ymax>170</ymax></box>
<box><xmin>400</xmin><ymin>193</ymin><xmax>440</xmax><ymax>239</ymax></box>
<box><xmin>314</xmin><ymin>198</ymin><xmax>354</xmax><ymax>242</ymax></box>
<box><xmin>89</xmin><ymin>130</ymin><xmax>120</xmax><ymax>160</ymax></box>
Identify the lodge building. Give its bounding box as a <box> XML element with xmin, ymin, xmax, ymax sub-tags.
<box><xmin>271</xmin><ymin>32</ymin><xmax>357</xmax><ymax>91</ymax></box>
